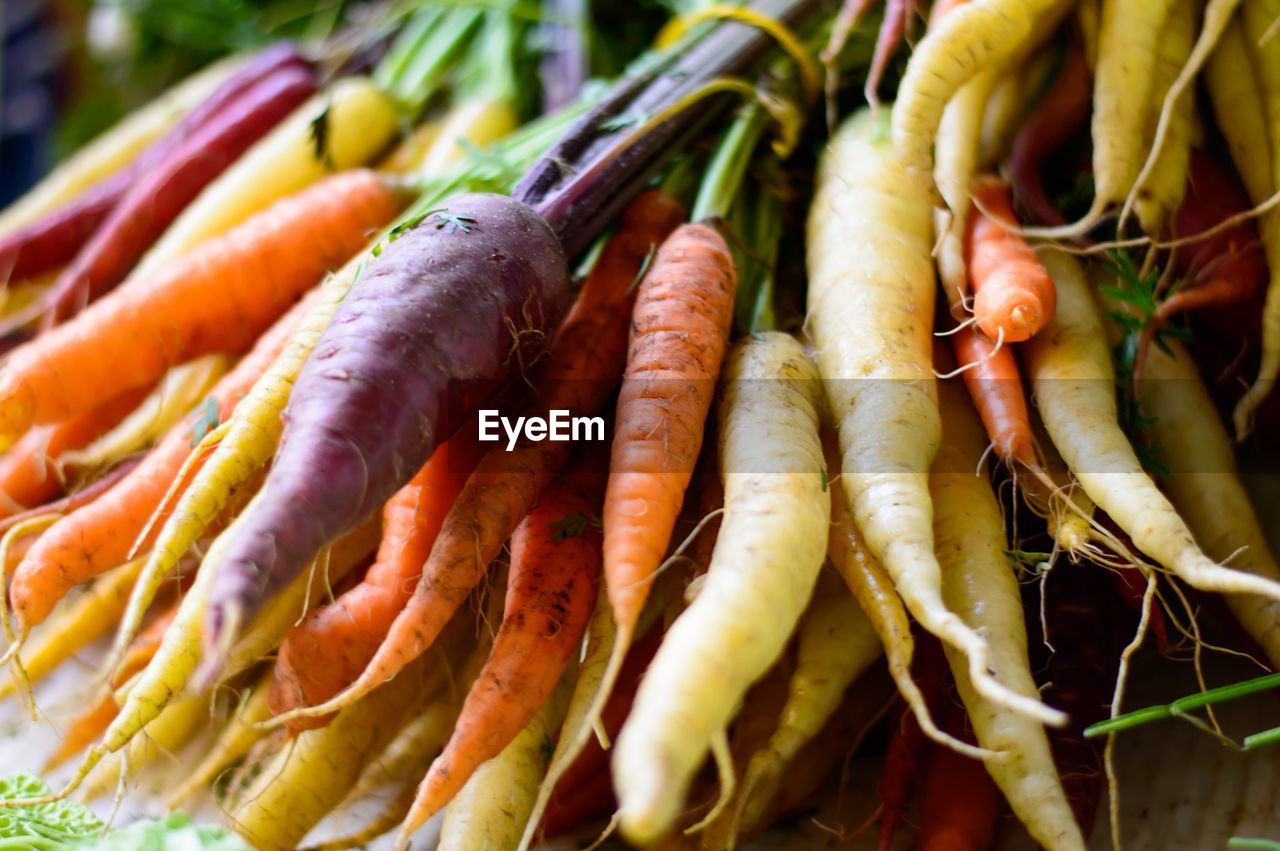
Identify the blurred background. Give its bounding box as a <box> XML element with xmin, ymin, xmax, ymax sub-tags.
<box><xmin>1</xmin><ymin>0</ymin><xmax>366</xmax><ymax>205</ymax></box>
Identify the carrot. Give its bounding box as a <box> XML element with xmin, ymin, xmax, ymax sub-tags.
<box><xmin>431</xmin><ymin>668</ymin><xmax>576</xmax><ymax>851</ymax></box>
<box><xmin>966</xmin><ymin>174</ymin><xmax>1056</xmax><ymax>343</ymax></box>
<box><xmin>270</xmin><ymin>188</ymin><xmax>681</xmax><ymax>727</ymax></box>
<box><xmin>934</xmin><ymin>67</ymin><xmax>998</xmax><ymax>307</ymax></box>
<box><xmin>1205</xmin><ymin>16</ymin><xmax>1274</xmax><ymax>209</ymax></box>
<box><xmin>1214</xmin><ymin>7</ymin><xmax>1280</xmax><ymax>433</ymax></box>
<box><xmin>518</xmin><ymin>609</ymin><xmax>664</xmax><ymax>851</ymax></box>
<box><xmin>0</xmin><ymin>386</ymin><xmax>149</xmax><ymax>516</ymax></box>
<box><xmin>823</xmin><ymin>430</ymin><xmax>984</xmax><ymax>761</ymax></box>
<box><xmin>135</xmin><ymin>109</ymin><xmax>566</xmax><ymax>670</ymax></box>
<box><xmin>39</xmin><ymin>67</ymin><xmax>318</xmax><ymax>327</ymax></box>
<box><xmin>136</xmin><ymin>76</ymin><xmax>400</xmax><ymax>275</ymax></box>
<box><xmin>1008</xmin><ymin>35</ymin><xmax>1091</xmax><ymax>226</ymax></box>
<box><xmin>1135</xmin><ymin>152</ymin><xmax>1267</xmax><ymax>375</ymax></box>
<box><xmin>1123</xmin><ymin>0</ymin><xmax>1198</xmax><ymax>232</ymax></box>
<box><xmin>892</xmin><ymin>0</ymin><xmax>1061</xmax><ymax>185</ymax></box>
<box><xmin>915</xmin><ymin>735</ymin><xmax>1002</xmax><ymax>851</ymax></box>
<box><xmin>733</xmin><ymin>568</ymin><xmax>880</xmax><ymax>838</ymax></box>
<box><xmin>614</xmin><ymin>332</ymin><xmax>825</xmax><ymax>844</ymax></box>
<box><xmin>602</xmin><ymin>220</ymin><xmax>735</xmax><ymax>647</ymax></box>
<box><xmin>0</xmin><ymin>54</ymin><xmax>248</xmax><ymax>238</ymax></box>
<box><xmin>0</xmin><ymin>457</ymin><xmax>140</xmax><ymax>542</ymax></box>
<box><xmin>167</xmin><ymin>678</ymin><xmax>274</xmax><ymax>807</ymax></box>
<box><xmin>0</xmin><ymin>45</ymin><xmax>310</xmax><ymax>284</ymax></box>
<box><xmin>16</xmin><ymin>514</ymin><xmax>382</xmax><ymax>808</ymax></box>
<box><xmin>202</xmin><ymin>194</ymin><xmax>570</xmax><ymax>667</ymax></box>
<box><xmin>932</xmin><ymin>373</ymin><xmax>1083</xmax><ymax>850</ymax></box>
<box><xmin>0</xmin><ymin>168</ymin><xmax>406</xmax><ymax>440</ymax></box>
<box><xmin>398</xmin><ymin>454</ymin><xmax>603</xmax><ymax>839</ymax></box>
<box><xmin>7</xmin><ymin>294</ymin><xmax>308</xmax><ymax>632</ymax></box>
<box><xmin>1077</xmin><ymin>0</ymin><xmax>1178</xmax><ymax>231</ymax></box>
<box><xmin>231</xmin><ymin>654</ymin><xmax>442</xmax><ymax>849</ymax></box>
<box><xmin>60</xmin><ymin>355</ymin><xmax>230</xmax><ymax>471</ymax></box>
<box><xmin>809</xmin><ymin>108</ymin><xmax>1057</xmax><ymax>725</ymax></box>
<box><xmin>1027</xmin><ymin>249</ymin><xmax>1280</xmax><ymax>603</ymax></box>
<box><xmin>269</xmin><ymin>430</ymin><xmax>484</xmax><ymax>729</ymax></box>
<box><xmin>80</xmin><ymin>694</ymin><xmax>208</xmax><ymax>802</ymax></box>
<box><xmin>877</xmin><ymin>637</ymin><xmax>950</xmax><ymax>851</ymax></box>
<box><xmin>1131</xmin><ymin>337</ymin><xmax>1280</xmax><ymax>669</ymax></box>
<box><xmin>0</xmin><ymin>557</ymin><xmax>143</xmax><ymax>701</ymax></box>
<box><xmin>950</xmin><ymin>325</ymin><xmax>1035</xmax><ymax>465</ymax></box>
<box><xmin>44</xmin><ymin>599</ymin><xmax>177</xmax><ymax>770</ymax></box>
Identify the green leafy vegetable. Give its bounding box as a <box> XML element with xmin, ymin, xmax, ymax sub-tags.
<box><xmin>76</xmin><ymin>813</ymin><xmax>251</xmax><ymax>851</ymax></box>
<box><xmin>0</xmin><ymin>773</ymin><xmax>102</xmax><ymax>848</ymax></box>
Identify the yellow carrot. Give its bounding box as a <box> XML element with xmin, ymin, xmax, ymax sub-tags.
<box><xmin>1026</xmin><ymin>249</ymin><xmax>1280</xmax><ymax>605</ymax></box>
<box><xmin>134</xmin><ymin>77</ymin><xmax>400</xmax><ymax>274</ymax></box>
<box><xmin>433</xmin><ymin>667</ymin><xmax>575</xmax><ymax>851</ymax></box>
<box><xmin>809</xmin><ymin>107</ymin><xmax>1059</xmax><ymax>726</ymax></box>
<box><xmin>614</xmin><ymin>332</ymin><xmax>829</xmax><ymax>844</ymax></box>
<box><xmin>932</xmin><ymin>374</ymin><xmax>1084</xmax><ymax>851</ymax></box>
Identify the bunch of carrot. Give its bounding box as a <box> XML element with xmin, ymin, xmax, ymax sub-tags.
<box><xmin>1</xmin><ymin>2</ymin><xmax>1279</xmax><ymax>850</ymax></box>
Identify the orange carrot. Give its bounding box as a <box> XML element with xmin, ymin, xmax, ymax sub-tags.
<box><xmin>264</xmin><ymin>189</ymin><xmax>683</xmax><ymax>727</ymax></box>
<box><xmin>0</xmin><ymin>386</ymin><xmax>150</xmax><ymax>517</ymax></box>
<box><xmin>7</xmin><ymin>297</ymin><xmax>307</xmax><ymax>630</ymax></box>
<box><xmin>0</xmin><ymin>169</ymin><xmax>406</xmax><ymax>441</ymax></box>
<box><xmin>399</xmin><ymin>451</ymin><xmax>604</xmax><ymax>837</ymax></box>
<box><xmin>268</xmin><ymin>430</ymin><xmax>486</xmax><ymax>730</ymax></box>
<box><xmin>966</xmin><ymin>174</ymin><xmax>1056</xmax><ymax>343</ymax></box>
<box><xmin>0</xmin><ymin>457</ymin><xmax>140</xmax><ymax>539</ymax></box>
<box><xmin>951</xmin><ymin>325</ymin><xmax>1035</xmax><ymax>465</ymax></box>
<box><xmin>603</xmin><ymin>221</ymin><xmax>736</xmax><ymax>638</ymax></box>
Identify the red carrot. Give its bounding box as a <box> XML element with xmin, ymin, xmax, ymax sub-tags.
<box><xmin>38</xmin><ymin>65</ymin><xmax>316</xmax><ymax>326</ymax></box>
<box><xmin>1008</xmin><ymin>36</ymin><xmax>1090</xmax><ymax>227</ymax></box>
<box><xmin>0</xmin><ymin>44</ymin><xmax>309</xmax><ymax>285</ymax></box>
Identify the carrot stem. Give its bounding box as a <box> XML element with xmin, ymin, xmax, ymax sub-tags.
<box><xmin>1084</xmin><ymin>672</ymin><xmax>1280</xmax><ymax>737</ymax></box>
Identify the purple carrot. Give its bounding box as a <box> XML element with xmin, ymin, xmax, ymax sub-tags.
<box><xmin>0</xmin><ymin>44</ymin><xmax>309</xmax><ymax>286</ymax></box>
<box><xmin>1007</xmin><ymin>36</ymin><xmax>1090</xmax><ymax>227</ymax></box>
<box><xmin>37</xmin><ymin>65</ymin><xmax>316</xmax><ymax>328</ymax></box>
<box><xmin>200</xmin><ymin>0</ymin><xmax>826</xmax><ymax>666</ymax></box>
<box><xmin>204</xmin><ymin>194</ymin><xmax>570</xmax><ymax>649</ymax></box>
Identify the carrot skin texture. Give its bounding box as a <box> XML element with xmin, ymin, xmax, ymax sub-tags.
<box><xmin>401</xmin><ymin>458</ymin><xmax>603</xmax><ymax>833</ymax></box>
<box><xmin>951</xmin><ymin>325</ymin><xmax>1034</xmax><ymax>464</ymax></box>
<box><xmin>0</xmin><ymin>386</ymin><xmax>149</xmax><ymax>516</ymax></box>
<box><xmin>604</xmin><ymin>221</ymin><xmax>737</xmax><ymax>634</ymax></box>
<box><xmin>269</xmin><ymin>431</ymin><xmax>486</xmax><ymax>728</ymax></box>
<box><xmin>966</xmin><ymin>175</ymin><xmax>1056</xmax><ymax>342</ymax></box>
<box><xmin>7</xmin><ymin>299</ymin><xmax>302</xmax><ymax>628</ymax></box>
<box><xmin>0</xmin><ymin>168</ymin><xmax>402</xmax><ymax>436</ymax></box>
<box><xmin>206</xmin><ymin>193</ymin><xmax>570</xmax><ymax>650</ymax></box>
<box><xmin>1007</xmin><ymin>38</ymin><xmax>1090</xmax><ymax>227</ymax></box>
<box><xmin>41</xmin><ymin>66</ymin><xmax>316</xmax><ymax>326</ymax></box>
<box><xmin>0</xmin><ymin>44</ymin><xmax>309</xmax><ymax>283</ymax></box>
